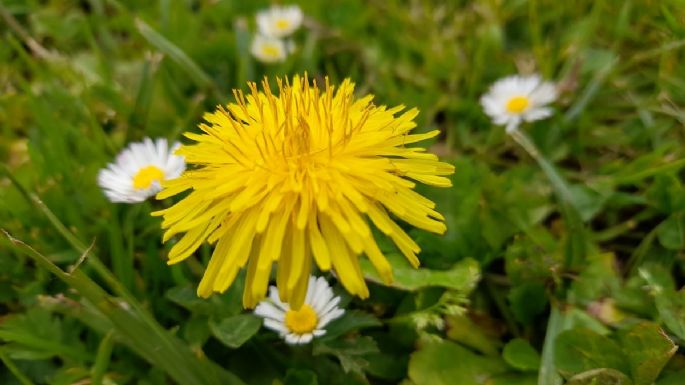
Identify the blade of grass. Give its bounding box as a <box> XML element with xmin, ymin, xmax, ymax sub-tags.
<box><xmin>537</xmin><ymin>305</ymin><xmax>568</xmax><ymax>385</ymax></box>
<box><xmin>1</xmin><ymin>166</ymin><xmax>244</xmax><ymax>385</ymax></box>
<box><xmin>91</xmin><ymin>331</ymin><xmax>114</xmax><ymax>385</ymax></box>
<box><xmin>3</xmin><ymin>230</ymin><xmax>245</xmax><ymax>385</ymax></box>
<box><xmin>563</xmin><ymin>54</ymin><xmax>618</xmax><ymax>123</ymax></box>
<box><xmin>135</xmin><ymin>18</ymin><xmax>214</xmax><ymax>90</ymax></box>
<box><xmin>509</xmin><ymin>129</ymin><xmax>588</xmax><ymax>267</ymax></box>
<box><xmin>0</xmin><ymin>348</ymin><xmax>36</xmax><ymax>385</ymax></box>
<box><xmin>128</xmin><ymin>53</ymin><xmax>162</xmax><ymax>140</ymax></box>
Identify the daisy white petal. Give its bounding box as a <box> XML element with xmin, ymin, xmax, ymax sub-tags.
<box><xmin>254</xmin><ymin>275</ymin><xmax>345</xmax><ymax>345</ymax></box>
<box><xmin>480</xmin><ymin>74</ymin><xmax>558</xmax><ymax>131</ymax></box>
<box><xmin>256</xmin><ymin>5</ymin><xmax>303</xmax><ymax>39</ymax></box>
<box><xmin>98</xmin><ymin>138</ymin><xmax>185</xmax><ymax>203</ymax></box>
<box><xmin>250</xmin><ymin>34</ymin><xmax>288</xmax><ymax>64</ymax></box>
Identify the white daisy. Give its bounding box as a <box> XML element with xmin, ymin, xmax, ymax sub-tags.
<box><xmin>97</xmin><ymin>138</ymin><xmax>185</xmax><ymax>203</ymax></box>
<box><xmin>250</xmin><ymin>34</ymin><xmax>289</xmax><ymax>63</ymax></box>
<box><xmin>256</xmin><ymin>5</ymin><xmax>303</xmax><ymax>39</ymax></box>
<box><xmin>480</xmin><ymin>74</ymin><xmax>558</xmax><ymax>132</ymax></box>
<box><xmin>254</xmin><ymin>276</ymin><xmax>345</xmax><ymax>345</ymax></box>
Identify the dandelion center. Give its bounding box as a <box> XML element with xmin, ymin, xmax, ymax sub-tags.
<box><xmin>505</xmin><ymin>96</ymin><xmax>530</xmax><ymax>114</ymax></box>
<box><xmin>154</xmin><ymin>75</ymin><xmax>454</xmax><ymax>309</ymax></box>
<box><xmin>133</xmin><ymin>165</ymin><xmax>165</xmax><ymax>190</ymax></box>
<box><xmin>284</xmin><ymin>304</ymin><xmax>318</xmax><ymax>334</ymax></box>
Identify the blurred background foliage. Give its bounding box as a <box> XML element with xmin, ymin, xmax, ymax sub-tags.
<box><xmin>1</xmin><ymin>0</ymin><xmax>685</xmax><ymax>384</ymax></box>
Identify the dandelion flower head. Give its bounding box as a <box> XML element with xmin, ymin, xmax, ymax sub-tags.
<box><xmin>480</xmin><ymin>74</ymin><xmax>557</xmax><ymax>132</ymax></box>
<box><xmin>98</xmin><ymin>138</ymin><xmax>185</xmax><ymax>203</ymax></box>
<box><xmin>255</xmin><ymin>276</ymin><xmax>344</xmax><ymax>344</ymax></box>
<box><xmin>256</xmin><ymin>5</ymin><xmax>303</xmax><ymax>39</ymax></box>
<box><xmin>154</xmin><ymin>74</ymin><xmax>454</xmax><ymax>308</ymax></box>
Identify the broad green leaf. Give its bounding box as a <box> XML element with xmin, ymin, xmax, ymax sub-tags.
<box><xmin>617</xmin><ymin>322</ymin><xmax>676</xmax><ymax>385</ymax></box>
<box><xmin>445</xmin><ymin>314</ymin><xmax>502</xmax><ymax>356</ymax></box>
<box><xmin>209</xmin><ymin>315</ymin><xmax>261</xmax><ymax>349</ymax></box>
<box><xmin>365</xmin><ymin>352</ymin><xmax>407</xmax><ymax>381</ymax></box>
<box><xmin>284</xmin><ymin>369</ymin><xmax>318</xmax><ymax>385</ymax></box>
<box><xmin>503</xmin><ymin>338</ymin><xmax>541</xmax><ymax>372</ymax></box>
<box><xmin>0</xmin><ymin>308</ymin><xmax>88</xmax><ymax>362</ymax></box>
<box><xmin>361</xmin><ymin>254</ymin><xmax>480</xmax><ymax>292</ymax></box>
<box><xmin>657</xmin><ymin>369</ymin><xmax>685</xmax><ymax>385</ymax></box>
<box><xmin>554</xmin><ymin>329</ymin><xmax>629</xmax><ymax>378</ymax></box>
<box><xmin>508</xmin><ymin>282</ymin><xmax>548</xmax><ymax>325</ymax></box>
<box><xmin>319</xmin><ymin>310</ymin><xmax>381</xmax><ymax>341</ymax></box>
<box><xmin>568</xmin><ymin>184</ymin><xmax>609</xmax><ymax>221</ymax></box>
<box><xmin>408</xmin><ymin>340</ymin><xmax>508</xmax><ymax>385</ymax></box>
<box><xmin>313</xmin><ymin>336</ymin><xmax>379</xmax><ymax>376</ymax></box>
<box><xmin>569</xmin><ymin>253</ymin><xmax>621</xmax><ymax>304</ymax></box>
<box><xmin>489</xmin><ymin>374</ymin><xmax>537</xmax><ymax>385</ymax></box>
<box><xmin>566</xmin><ymin>368</ymin><xmax>633</xmax><ymax>385</ymax></box>
<box><xmin>166</xmin><ymin>284</ymin><xmax>241</xmax><ymax>318</ymax></box>
<box><xmin>656</xmin><ymin>214</ymin><xmax>685</xmax><ymax>250</ymax></box>
<box><xmin>640</xmin><ymin>267</ymin><xmax>685</xmax><ymax>340</ymax></box>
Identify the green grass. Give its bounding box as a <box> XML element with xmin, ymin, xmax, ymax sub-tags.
<box><xmin>1</xmin><ymin>1</ymin><xmax>685</xmax><ymax>384</ymax></box>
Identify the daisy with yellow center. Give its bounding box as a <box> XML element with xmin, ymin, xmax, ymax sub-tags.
<box><xmin>256</xmin><ymin>5</ymin><xmax>303</xmax><ymax>39</ymax></box>
<box><xmin>98</xmin><ymin>138</ymin><xmax>185</xmax><ymax>203</ymax></box>
<box><xmin>254</xmin><ymin>276</ymin><xmax>344</xmax><ymax>344</ymax></box>
<box><xmin>250</xmin><ymin>34</ymin><xmax>290</xmax><ymax>64</ymax></box>
<box><xmin>480</xmin><ymin>74</ymin><xmax>557</xmax><ymax>132</ymax></box>
<box><xmin>154</xmin><ymin>74</ymin><xmax>454</xmax><ymax>308</ymax></box>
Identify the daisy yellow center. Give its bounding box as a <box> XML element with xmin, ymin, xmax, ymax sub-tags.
<box><xmin>275</xmin><ymin>19</ymin><xmax>291</xmax><ymax>30</ymax></box>
<box><xmin>506</xmin><ymin>96</ymin><xmax>530</xmax><ymax>114</ymax></box>
<box><xmin>261</xmin><ymin>44</ymin><xmax>281</xmax><ymax>58</ymax></box>
<box><xmin>284</xmin><ymin>304</ymin><xmax>318</xmax><ymax>334</ymax></box>
<box><xmin>133</xmin><ymin>165</ymin><xmax>165</xmax><ymax>190</ymax></box>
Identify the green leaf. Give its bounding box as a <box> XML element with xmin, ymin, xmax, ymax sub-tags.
<box><xmin>554</xmin><ymin>329</ymin><xmax>629</xmax><ymax>378</ymax></box>
<box><xmin>490</xmin><ymin>374</ymin><xmax>538</xmax><ymax>385</ymax></box>
<box><xmin>508</xmin><ymin>282</ymin><xmax>548</xmax><ymax>325</ymax></box>
<box><xmin>209</xmin><ymin>315</ymin><xmax>262</xmax><ymax>349</ymax></box>
<box><xmin>445</xmin><ymin>314</ymin><xmax>502</xmax><ymax>356</ymax></box>
<box><xmin>0</xmin><ymin>308</ymin><xmax>88</xmax><ymax>362</ymax></box>
<box><xmin>640</xmin><ymin>268</ymin><xmax>685</xmax><ymax>341</ymax></box>
<box><xmin>657</xmin><ymin>214</ymin><xmax>685</xmax><ymax>250</ymax></box>
<box><xmin>569</xmin><ymin>253</ymin><xmax>621</xmax><ymax>304</ymax></box>
<box><xmin>566</xmin><ymin>368</ymin><xmax>633</xmax><ymax>385</ymax></box>
<box><xmin>361</xmin><ymin>255</ymin><xmax>481</xmax><ymax>292</ymax></box>
<box><xmin>568</xmin><ymin>184</ymin><xmax>609</xmax><ymax>221</ymax></box>
<box><xmin>166</xmin><ymin>284</ymin><xmax>241</xmax><ymax>318</ymax></box>
<box><xmin>617</xmin><ymin>322</ymin><xmax>676</xmax><ymax>385</ymax></box>
<box><xmin>313</xmin><ymin>336</ymin><xmax>379</xmax><ymax>376</ymax></box>
<box><xmin>503</xmin><ymin>338</ymin><xmax>541</xmax><ymax>372</ymax></box>
<box><xmin>284</xmin><ymin>369</ymin><xmax>318</xmax><ymax>385</ymax></box>
<box><xmin>657</xmin><ymin>369</ymin><xmax>685</xmax><ymax>385</ymax></box>
<box><xmin>408</xmin><ymin>340</ymin><xmax>508</xmax><ymax>385</ymax></box>
<box><xmin>319</xmin><ymin>310</ymin><xmax>381</xmax><ymax>341</ymax></box>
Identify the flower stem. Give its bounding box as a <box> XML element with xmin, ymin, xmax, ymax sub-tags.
<box><xmin>508</xmin><ymin>128</ymin><xmax>587</xmax><ymax>269</ymax></box>
<box><xmin>508</xmin><ymin>128</ymin><xmax>575</xmax><ymax>206</ymax></box>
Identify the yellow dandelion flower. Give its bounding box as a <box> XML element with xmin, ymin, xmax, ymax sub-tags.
<box><xmin>154</xmin><ymin>74</ymin><xmax>454</xmax><ymax>309</ymax></box>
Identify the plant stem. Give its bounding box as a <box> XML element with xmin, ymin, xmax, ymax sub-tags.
<box><xmin>537</xmin><ymin>305</ymin><xmax>568</xmax><ymax>385</ymax></box>
<box><xmin>0</xmin><ymin>348</ymin><xmax>36</xmax><ymax>385</ymax></box>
